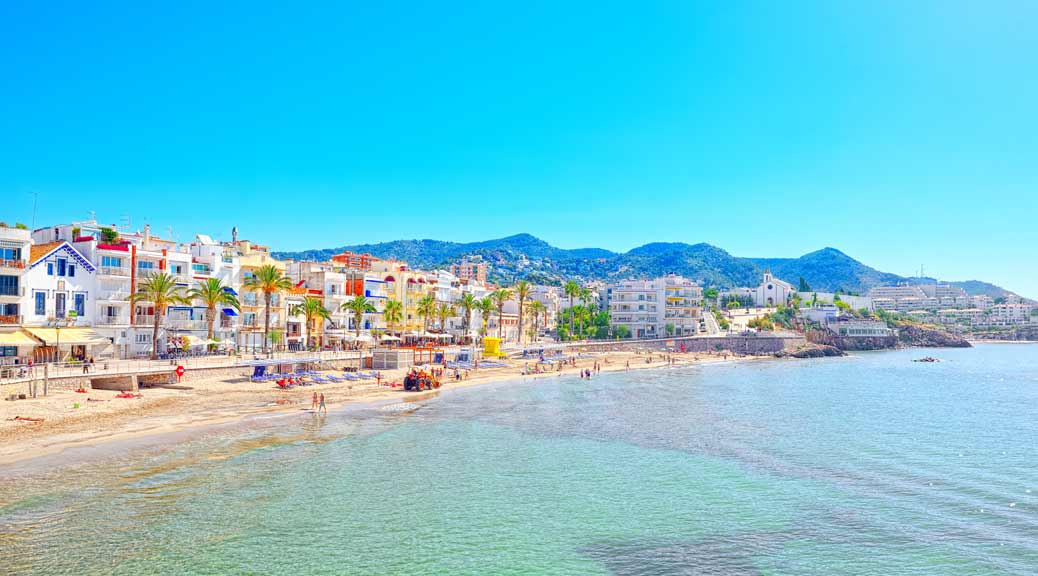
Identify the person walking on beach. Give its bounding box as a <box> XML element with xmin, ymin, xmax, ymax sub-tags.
<box><xmin>312</xmin><ymin>391</ymin><xmax>319</xmax><ymax>411</ymax></box>
<box><xmin>318</xmin><ymin>393</ymin><xmax>327</xmax><ymax>415</ymax></box>
<box><xmin>625</xmin><ymin>360</ymin><xmax>630</xmax><ymax>371</ymax></box>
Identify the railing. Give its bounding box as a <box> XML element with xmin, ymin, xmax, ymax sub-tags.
<box><xmin>0</xmin><ymin>349</ymin><xmax>375</xmax><ymax>385</ymax></box>
<box><xmin>96</xmin><ymin>289</ymin><xmax>130</xmax><ymax>301</ymax></box>
<box><xmin>0</xmin><ymin>314</ymin><xmax>22</xmax><ymax>325</ymax></box>
<box><xmin>135</xmin><ymin>314</ymin><xmax>156</xmax><ymax>325</ymax></box>
<box><xmin>0</xmin><ymin>259</ymin><xmax>26</xmax><ymax>270</ymax></box>
<box><xmin>99</xmin><ymin>266</ymin><xmax>131</xmax><ymax>276</ymax></box>
<box><xmin>167</xmin><ymin>319</ymin><xmax>208</xmax><ymax>331</ymax></box>
<box><xmin>95</xmin><ymin>316</ymin><xmax>128</xmax><ymax>326</ymax></box>
<box><xmin>0</xmin><ymin>287</ymin><xmax>25</xmax><ymax>297</ymax></box>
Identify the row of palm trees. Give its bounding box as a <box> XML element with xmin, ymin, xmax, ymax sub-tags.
<box><xmin>129</xmin><ymin>266</ymin><xmax>567</xmax><ymax>359</ymax></box>
<box><xmin>129</xmin><ymin>265</ymin><xmax>381</xmax><ymax>359</ymax></box>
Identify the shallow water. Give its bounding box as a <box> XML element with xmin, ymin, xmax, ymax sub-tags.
<box><xmin>2</xmin><ymin>344</ymin><xmax>1037</xmax><ymax>575</ymax></box>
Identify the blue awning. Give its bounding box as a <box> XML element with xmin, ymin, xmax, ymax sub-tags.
<box><xmin>222</xmin><ymin>308</ymin><xmax>239</xmax><ymax>316</ymax></box>
<box><xmin>223</xmin><ymin>287</ymin><xmax>238</xmax><ymax>296</ymax></box>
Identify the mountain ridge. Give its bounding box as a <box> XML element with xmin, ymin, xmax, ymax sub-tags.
<box><xmin>272</xmin><ymin>234</ymin><xmax>1016</xmax><ymax>297</ymax></box>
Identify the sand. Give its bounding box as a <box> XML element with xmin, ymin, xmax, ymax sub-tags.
<box><xmin>0</xmin><ymin>349</ymin><xmax>741</xmax><ymax>466</ymax></box>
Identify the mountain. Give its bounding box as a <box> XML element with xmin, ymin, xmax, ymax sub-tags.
<box><xmin>273</xmin><ymin>235</ymin><xmax>1016</xmax><ymax>297</ymax></box>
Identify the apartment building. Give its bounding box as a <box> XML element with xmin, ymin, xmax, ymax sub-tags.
<box><xmin>450</xmin><ymin>259</ymin><xmax>487</xmax><ymax>285</ymax></box>
<box><xmin>609</xmin><ymin>274</ymin><xmax>703</xmax><ymax>338</ymax></box>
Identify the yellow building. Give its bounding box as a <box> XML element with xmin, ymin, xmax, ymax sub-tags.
<box><xmin>234</xmin><ymin>240</ymin><xmax>288</xmax><ymax>351</ymax></box>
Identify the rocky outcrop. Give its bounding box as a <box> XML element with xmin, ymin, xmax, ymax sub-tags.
<box><xmin>785</xmin><ymin>344</ymin><xmax>846</xmax><ymax>358</ymax></box>
<box><xmin>896</xmin><ymin>324</ymin><xmax>972</xmax><ymax>348</ymax></box>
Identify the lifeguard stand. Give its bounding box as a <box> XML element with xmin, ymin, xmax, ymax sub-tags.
<box><xmin>482</xmin><ymin>337</ymin><xmax>505</xmax><ymax>358</ymax></box>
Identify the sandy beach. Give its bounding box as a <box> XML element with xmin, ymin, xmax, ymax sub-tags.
<box><xmin>0</xmin><ymin>349</ymin><xmax>743</xmax><ymax>467</ymax></box>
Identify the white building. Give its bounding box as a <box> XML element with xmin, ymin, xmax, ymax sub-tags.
<box><xmin>0</xmin><ymin>226</ymin><xmax>32</xmax><ymax>364</ymax></box>
<box><xmin>755</xmin><ymin>270</ymin><xmax>794</xmax><ymax>307</ymax></box>
<box><xmin>609</xmin><ymin>274</ymin><xmax>703</xmax><ymax>339</ymax></box>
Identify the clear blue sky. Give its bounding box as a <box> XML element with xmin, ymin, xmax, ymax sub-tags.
<box><xmin>2</xmin><ymin>1</ymin><xmax>1036</xmax><ymax>295</ymax></box>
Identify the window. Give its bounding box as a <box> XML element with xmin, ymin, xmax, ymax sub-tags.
<box><xmin>137</xmin><ymin>260</ymin><xmax>155</xmax><ymax>271</ymax></box>
<box><xmin>47</xmin><ymin>262</ymin><xmax>54</xmax><ymax>276</ymax></box>
<box><xmin>135</xmin><ymin>333</ymin><xmax>151</xmax><ymax>344</ymax></box>
<box><xmin>101</xmin><ymin>256</ymin><xmax>122</xmax><ymax>268</ymax></box>
<box><xmin>68</xmin><ymin>264</ymin><xmax>75</xmax><ymax>277</ymax></box>
<box><xmin>57</xmin><ymin>258</ymin><xmax>67</xmax><ymax>277</ymax></box>
<box><xmin>0</xmin><ymin>275</ymin><xmax>18</xmax><ymax>296</ymax></box>
<box><xmin>0</xmin><ymin>346</ymin><xmax>17</xmax><ymax>357</ymax></box>
<box><xmin>75</xmin><ymin>294</ymin><xmax>86</xmax><ymax>317</ymax></box>
<box><xmin>35</xmin><ymin>291</ymin><xmax>45</xmax><ymax>315</ymax></box>
<box><xmin>55</xmin><ymin>293</ymin><xmax>66</xmax><ymax>318</ymax></box>
<box><xmin>0</xmin><ymin>247</ymin><xmax>20</xmax><ymax>261</ymax></box>
<box><xmin>1</xmin><ymin>303</ymin><xmax>17</xmax><ymax>316</ymax></box>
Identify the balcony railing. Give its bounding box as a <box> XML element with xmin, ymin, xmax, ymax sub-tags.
<box><xmin>95</xmin><ymin>316</ymin><xmax>128</xmax><ymax>326</ymax></box>
<box><xmin>0</xmin><ymin>259</ymin><xmax>26</xmax><ymax>270</ymax></box>
<box><xmin>97</xmin><ymin>289</ymin><xmax>130</xmax><ymax>301</ymax></box>
<box><xmin>0</xmin><ymin>287</ymin><xmax>25</xmax><ymax>298</ymax></box>
<box><xmin>134</xmin><ymin>314</ymin><xmax>156</xmax><ymax>325</ymax></box>
<box><xmin>0</xmin><ymin>314</ymin><xmax>22</xmax><ymax>325</ymax></box>
<box><xmin>100</xmin><ymin>266</ymin><xmax>131</xmax><ymax>277</ymax></box>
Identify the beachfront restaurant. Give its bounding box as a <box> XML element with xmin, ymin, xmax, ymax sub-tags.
<box><xmin>24</xmin><ymin>327</ymin><xmax>109</xmax><ymax>363</ymax></box>
<box><xmin>0</xmin><ymin>329</ymin><xmax>39</xmax><ymax>377</ymax></box>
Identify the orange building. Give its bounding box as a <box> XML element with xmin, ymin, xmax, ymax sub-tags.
<box><xmin>331</xmin><ymin>251</ymin><xmax>378</xmax><ymax>270</ymax></box>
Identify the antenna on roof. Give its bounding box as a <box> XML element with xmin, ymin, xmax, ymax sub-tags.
<box><xmin>30</xmin><ymin>191</ymin><xmax>39</xmax><ymax>229</ymax></box>
<box><xmin>121</xmin><ymin>214</ymin><xmax>131</xmax><ymax>231</ymax></box>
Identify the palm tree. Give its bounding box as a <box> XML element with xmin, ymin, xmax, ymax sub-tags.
<box><xmin>475</xmin><ymin>296</ymin><xmax>494</xmax><ymax>337</ymax></box>
<box><xmin>415</xmin><ymin>293</ymin><xmax>437</xmax><ymax>334</ymax></box>
<box><xmin>458</xmin><ymin>293</ymin><xmax>478</xmax><ymax>341</ymax></box>
<box><xmin>186</xmin><ymin>277</ymin><xmax>240</xmax><ymax>348</ymax></box>
<box><xmin>129</xmin><ymin>272</ymin><xmax>189</xmax><ymax>359</ymax></box>
<box><xmin>436</xmin><ymin>302</ymin><xmax>456</xmax><ymax>336</ymax></box>
<box><xmin>513</xmin><ymin>280</ymin><xmax>532</xmax><ymax>344</ymax></box>
<box><xmin>383</xmin><ymin>298</ymin><xmax>403</xmax><ymax>335</ymax></box>
<box><xmin>527</xmin><ymin>300</ymin><xmax>547</xmax><ymax>342</ymax></box>
<box><xmin>342</xmin><ymin>295</ymin><xmax>376</xmax><ymax>338</ymax></box>
<box><xmin>243</xmin><ymin>264</ymin><xmax>293</xmax><ymax>354</ymax></box>
<box><xmin>563</xmin><ymin>280</ymin><xmax>580</xmax><ymax>338</ymax></box>
<box><xmin>290</xmin><ymin>296</ymin><xmax>331</xmax><ymax>350</ymax></box>
<box><xmin>577</xmin><ymin>288</ymin><xmax>594</xmax><ymax>339</ymax></box>
<box><xmin>490</xmin><ymin>288</ymin><xmax>513</xmax><ymax>340</ymax></box>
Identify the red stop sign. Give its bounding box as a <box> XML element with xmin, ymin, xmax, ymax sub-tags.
<box><xmin>175</xmin><ymin>365</ymin><xmax>185</xmax><ymax>377</ymax></box>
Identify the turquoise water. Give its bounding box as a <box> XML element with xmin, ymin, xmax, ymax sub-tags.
<box><xmin>2</xmin><ymin>344</ymin><xmax>1037</xmax><ymax>575</ymax></box>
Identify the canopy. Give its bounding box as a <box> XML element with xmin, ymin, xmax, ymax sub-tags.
<box><xmin>356</xmin><ymin>334</ymin><xmax>374</xmax><ymax>342</ymax></box>
<box><xmin>222</xmin><ymin>308</ymin><xmax>239</xmax><ymax>316</ymax></box>
<box><xmin>24</xmin><ymin>327</ymin><xmax>106</xmax><ymax>346</ymax></box>
<box><xmin>434</xmin><ymin>333</ymin><xmax>453</xmax><ymax>339</ymax></box>
<box><xmin>380</xmin><ymin>335</ymin><xmax>401</xmax><ymax>342</ymax></box>
<box><xmin>176</xmin><ymin>334</ymin><xmax>206</xmax><ymax>347</ymax></box>
<box><xmin>421</xmin><ymin>331</ymin><xmax>440</xmax><ymax>338</ymax></box>
<box><xmin>0</xmin><ymin>330</ymin><xmax>38</xmax><ymax>347</ymax></box>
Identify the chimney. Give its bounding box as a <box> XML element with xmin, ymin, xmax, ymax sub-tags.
<box><xmin>143</xmin><ymin>224</ymin><xmax>151</xmax><ymax>249</ymax></box>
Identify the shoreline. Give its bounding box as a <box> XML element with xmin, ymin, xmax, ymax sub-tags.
<box><xmin>0</xmin><ymin>349</ymin><xmax>747</xmax><ymax>468</ymax></box>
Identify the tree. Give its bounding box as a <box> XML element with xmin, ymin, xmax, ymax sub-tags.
<box><xmin>527</xmin><ymin>300</ymin><xmax>547</xmax><ymax>342</ymax></box>
<box><xmin>475</xmin><ymin>296</ymin><xmax>495</xmax><ymax>336</ymax></box>
<box><xmin>100</xmin><ymin>227</ymin><xmax>119</xmax><ymax>244</ymax></box>
<box><xmin>703</xmin><ymin>288</ymin><xmax>719</xmax><ymax>301</ymax></box>
<box><xmin>614</xmin><ymin>325</ymin><xmax>631</xmax><ymax>339</ymax></box>
<box><xmin>415</xmin><ymin>293</ymin><xmax>437</xmax><ymax>334</ymax></box>
<box><xmin>436</xmin><ymin>302</ymin><xmax>456</xmax><ymax>335</ymax></box>
<box><xmin>665</xmin><ymin>323</ymin><xmax>675</xmax><ymax>336</ymax></box>
<box><xmin>726</xmin><ymin>300</ymin><xmax>741</xmax><ymax>316</ymax></box>
<box><xmin>491</xmin><ymin>288</ymin><xmax>514</xmax><ymax>339</ymax></box>
<box><xmin>563</xmin><ymin>280</ymin><xmax>580</xmax><ymax>337</ymax></box>
<box><xmin>187</xmin><ymin>277</ymin><xmax>240</xmax><ymax>348</ymax></box>
<box><xmin>514</xmin><ymin>280</ymin><xmax>532</xmax><ymax>344</ymax></box>
<box><xmin>243</xmin><ymin>265</ymin><xmax>293</xmax><ymax>354</ymax></box>
<box><xmin>577</xmin><ymin>288</ymin><xmax>595</xmax><ymax>339</ymax></box>
<box><xmin>458</xmin><ymin>293</ymin><xmax>478</xmax><ymax>339</ymax></box>
<box><xmin>798</xmin><ymin>277</ymin><xmax>811</xmax><ymax>292</ymax></box>
<box><xmin>383</xmin><ymin>299</ymin><xmax>403</xmax><ymax>334</ymax></box>
<box><xmin>290</xmin><ymin>296</ymin><xmax>331</xmax><ymax>349</ymax></box>
<box><xmin>129</xmin><ymin>272</ymin><xmax>189</xmax><ymax>359</ymax></box>
<box><xmin>342</xmin><ymin>295</ymin><xmax>376</xmax><ymax>338</ymax></box>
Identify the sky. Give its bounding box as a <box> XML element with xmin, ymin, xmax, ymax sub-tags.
<box><xmin>2</xmin><ymin>1</ymin><xmax>1036</xmax><ymax>295</ymax></box>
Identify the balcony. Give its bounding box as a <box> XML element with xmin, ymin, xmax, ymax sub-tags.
<box><xmin>167</xmin><ymin>319</ymin><xmax>208</xmax><ymax>331</ymax></box>
<box><xmin>0</xmin><ymin>259</ymin><xmax>26</xmax><ymax>271</ymax></box>
<box><xmin>134</xmin><ymin>314</ymin><xmax>156</xmax><ymax>325</ymax></box>
<box><xmin>0</xmin><ymin>314</ymin><xmax>22</xmax><ymax>325</ymax></box>
<box><xmin>0</xmin><ymin>287</ymin><xmax>25</xmax><ymax>298</ymax></box>
<box><xmin>95</xmin><ymin>316</ymin><xmax>128</xmax><ymax>326</ymax></box>
<box><xmin>100</xmin><ymin>266</ymin><xmax>131</xmax><ymax>277</ymax></box>
<box><xmin>96</xmin><ymin>289</ymin><xmax>131</xmax><ymax>301</ymax></box>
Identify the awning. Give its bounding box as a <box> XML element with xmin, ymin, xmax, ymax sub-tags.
<box><xmin>0</xmin><ymin>330</ymin><xmax>39</xmax><ymax>347</ymax></box>
<box><xmin>24</xmin><ymin>327</ymin><xmax>107</xmax><ymax>346</ymax></box>
<box><xmin>223</xmin><ymin>287</ymin><xmax>238</xmax><ymax>296</ymax></box>
<box><xmin>222</xmin><ymin>308</ymin><xmax>239</xmax><ymax>316</ymax></box>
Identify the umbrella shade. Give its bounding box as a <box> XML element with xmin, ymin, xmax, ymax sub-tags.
<box><xmin>381</xmin><ymin>335</ymin><xmax>401</xmax><ymax>341</ymax></box>
<box><xmin>356</xmin><ymin>334</ymin><xmax>374</xmax><ymax>342</ymax></box>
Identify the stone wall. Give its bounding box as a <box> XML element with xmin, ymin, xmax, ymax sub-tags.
<box><xmin>567</xmin><ymin>334</ymin><xmax>806</xmax><ymax>356</ymax></box>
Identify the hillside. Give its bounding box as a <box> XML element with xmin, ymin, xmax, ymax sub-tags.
<box><xmin>273</xmin><ymin>235</ymin><xmax>1015</xmax><ymax>296</ymax></box>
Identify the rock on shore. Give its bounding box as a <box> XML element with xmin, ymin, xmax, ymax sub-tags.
<box><xmin>896</xmin><ymin>324</ymin><xmax>972</xmax><ymax>348</ymax></box>
<box><xmin>781</xmin><ymin>344</ymin><xmax>846</xmax><ymax>358</ymax></box>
